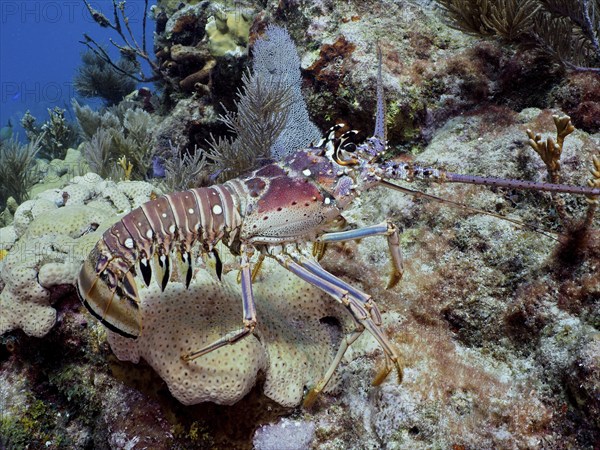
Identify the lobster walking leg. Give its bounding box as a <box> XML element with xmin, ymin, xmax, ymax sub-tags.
<box><xmin>273</xmin><ymin>250</ymin><xmax>402</xmax><ymax>397</ymax></box>
<box><xmin>290</xmin><ymin>252</ymin><xmax>401</xmax><ymax>381</ymax></box>
<box><xmin>298</xmin><ymin>255</ymin><xmax>384</xmax><ymax>325</ymax></box>
<box><xmin>181</xmin><ymin>249</ymin><xmax>257</xmax><ymax>362</ymax></box>
<box><xmin>291</xmin><ymin>254</ymin><xmax>377</xmax><ymax>406</ymax></box>
<box><xmin>317</xmin><ymin>220</ymin><xmax>404</xmax><ymax>288</ymax></box>
<box><xmin>303</xmin><ymin>328</ymin><xmax>364</xmax><ymax>408</ymax></box>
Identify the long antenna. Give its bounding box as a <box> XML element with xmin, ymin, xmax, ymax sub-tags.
<box><xmin>384</xmin><ymin>162</ymin><xmax>600</xmax><ymax>197</ymax></box>
<box><xmin>374</xmin><ymin>44</ymin><xmax>386</xmax><ymax>142</ymax></box>
<box><xmin>443</xmin><ymin>172</ymin><xmax>600</xmax><ymax>196</ymax></box>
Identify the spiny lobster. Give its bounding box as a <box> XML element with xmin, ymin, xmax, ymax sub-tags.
<box><xmin>77</xmin><ymin>51</ymin><xmax>600</xmax><ymax>407</ymax></box>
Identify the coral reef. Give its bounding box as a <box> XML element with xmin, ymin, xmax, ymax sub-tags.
<box><xmin>157</xmin><ymin>24</ymin><xmax>321</xmax><ymax>184</ymax></box>
<box><xmin>1</xmin><ymin>1</ymin><xmax>599</xmax><ymax>448</ymax></box>
<box><xmin>150</xmin><ymin>1</ymin><xmax>261</xmax><ymax>158</ymax></box>
<box><xmin>153</xmin><ymin>1</ymin><xmax>256</xmax><ymax>100</ymax></box>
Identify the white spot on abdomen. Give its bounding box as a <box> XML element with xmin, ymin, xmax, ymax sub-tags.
<box><xmin>124</xmin><ymin>238</ymin><xmax>134</xmax><ymax>249</ymax></box>
<box><xmin>212</xmin><ymin>204</ymin><xmax>223</xmax><ymax>215</ymax></box>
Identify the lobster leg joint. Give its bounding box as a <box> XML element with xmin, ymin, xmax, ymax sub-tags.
<box><xmin>182</xmin><ymin>250</ymin><xmax>257</xmax><ymax>362</ymax></box>
<box><xmin>316</xmin><ymin>220</ymin><xmax>404</xmax><ymax>289</ymax></box>
<box><xmin>272</xmin><ymin>250</ymin><xmax>403</xmax><ymax>395</ymax></box>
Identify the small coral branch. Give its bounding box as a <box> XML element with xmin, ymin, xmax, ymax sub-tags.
<box><xmin>527</xmin><ymin>114</ymin><xmax>600</xmax><ymax>233</ymax></box>
<box><xmin>526</xmin><ymin>114</ymin><xmax>574</xmax><ymax>224</ymax></box>
<box><xmin>81</xmin><ymin>0</ymin><xmax>159</xmax><ymax>82</ymax></box>
<box><xmin>526</xmin><ymin>115</ymin><xmax>575</xmax><ymax>182</ymax></box>
<box><xmin>118</xmin><ymin>156</ymin><xmax>133</xmax><ymax>181</ymax></box>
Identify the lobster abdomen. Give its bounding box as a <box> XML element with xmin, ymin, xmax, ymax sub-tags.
<box><xmin>77</xmin><ymin>185</ymin><xmax>243</xmax><ymax>339</ymax></box>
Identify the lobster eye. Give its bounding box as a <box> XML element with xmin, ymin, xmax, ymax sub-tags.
<box><xmin>342</xmin><ymin>143</ymin><xmax>357</xmax><ymax>153</ymax></box>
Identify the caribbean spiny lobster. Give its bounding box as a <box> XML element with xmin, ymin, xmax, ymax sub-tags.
<box><xmin>77</xmin><ymin>52</ymin><xmax>600</xmax><ymax>406</ymax></box>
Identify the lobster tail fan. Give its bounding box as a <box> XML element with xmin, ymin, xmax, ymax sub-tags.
<box><xmin>77</xmin><ymin>255</ymin><xmax>142</xmax><ymax>339</ymax></box>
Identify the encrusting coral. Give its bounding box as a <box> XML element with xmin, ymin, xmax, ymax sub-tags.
<box><xmin>205</xmin><ymin>7</ymin><xmax>253</xmax><ymax>57</ymax></box>
<box><xmin>108</xmin><ymin>263</ymin><xmax>350</xmax><ymax>407</ymax></box>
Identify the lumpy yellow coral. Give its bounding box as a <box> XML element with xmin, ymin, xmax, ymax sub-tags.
<box><xmin>205</xmin><ymin>9</ymin><xmax>252</xmax><ymax>57</ymax></box>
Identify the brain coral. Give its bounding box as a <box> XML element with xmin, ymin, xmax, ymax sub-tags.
<box><xmin>108</xmin><ymin>261</ymin><xmax>352</xmax><ymax>407</ymax></box>
<box><xmin>0</xmin><ymin>230</ymin><xmax>96</xmax><ymax>337</ymax></box>
<box><xmin>0</xmin><ymin>174</ymin><xmax>160</xmax><ymax>338</ymax></box>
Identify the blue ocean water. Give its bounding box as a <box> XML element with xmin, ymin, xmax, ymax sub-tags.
<box><xmin>0</xmin><ymin>0</ymin><xmax>155</xmax><ymax>140</ymax></box>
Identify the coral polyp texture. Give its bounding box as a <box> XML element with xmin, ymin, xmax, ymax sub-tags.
<box><xmin>0</xmin><ymin>167</ymin><xmax>159</xmax><ymax>338</ymax></box>
<box><xmin>108</xmin><ymin>264</ymin><xmax>350</xmax><ymax>407</ymax></box>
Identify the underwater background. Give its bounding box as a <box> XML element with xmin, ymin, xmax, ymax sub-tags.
<box><xmin>0</xmin><ymin>0</ymin><xmax>599</xmax><ymax>449</ymax></box>
<box><xmin>0</xmin><ymin>1</ymin><xmax>156</xmax><ymax>140</ymax></box>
